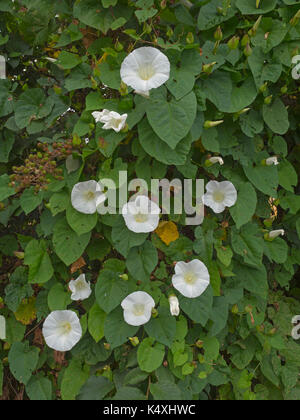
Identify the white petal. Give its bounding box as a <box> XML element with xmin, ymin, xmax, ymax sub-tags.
<box><xmin>71</xmin><ymin>180</ymin><xmax>103</xmax><ymax>214</ymax></box>
<box><xmin>42</xmin><ymin>310</ymin><xmax>82</xmax><ymax>352</ymax></box>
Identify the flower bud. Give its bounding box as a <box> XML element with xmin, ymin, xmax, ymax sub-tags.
<box><xmin>103</xmin><ymin>342</ymin><xmax>111</xmax><ymax>350</ymax></box>
<box><xmin>168</xmin><ymin>295</ymin><xmax>180</xmax><ymax>316</ymax></box>
<box><xmin>151</xmin><ymin>308</ymin><xmax>158</xmax><ymax>318</ymax></box>
<box><xmin>205</xmin><ymin>156</ymin><xmax>224</xmax><ymax>166</ymax></box>
<box><xmin>265</xmin><ymin>229</ymin><xmax>285</xmax><ymax>241</ymax></box>
<box><xmin>202</xmin><ymin>62</ymin><xmax>216</xmax><ymax>74</ymax></box>
<box><xmin>119</xmin><ymin>81</ymin><xmax>128</xmax><ymax>96</ymax></box>
<box><xmin>195</xmin><ymin>340</ymin><xmax>203</xmax><ymax>349</ymax></box>
<box><xmin>241</xmin><ymin>34</ymin><xmax>249</xmax><ymax>47</ymax></box>
<box><xmin>231</xmin><ymin>304</ymin><xmax>239</xmax><ymax>314</ymax></box>
<box><xmin>186</xmin><ymin>32</ymin><xmax>194</xmax><ymax>44</ymax></box>
<box><xmin>119</xmin><ymin>274</ymin><xmax>129</xmax><ymax>281</ymax></box>
<box><xmin>280</xmin><ymin>85</ymin><xmax>288</xmax><ymax>94</ymax></box>
<box><xmin>243</xmin><ymin>43</ymin><xmax>252</xmax><ymax>57</ymax></box>
<box><xmin>204</xmin><ymin>120</ymin><xmax>224</xmax><ymax>129</ymax></box>
<box><xmin>129</xmin><ymin>336</ymin><xmax>140</xmax><ymax>347</ymax></box>
<box><xmin>214</xmin><ymin>26</ymin><xmax>223</xmax><ymax>41</ymax></box>
<box><xmin>114</xmin><ymin>40</ymin><xmax>123</xmax><ymax>52</ymax></box>
<box><xmin>249</xmin><ymin>15</ymin><xmax>262</xmax><ymax>37</ymax></box>
<box><xmin>290</xmin><ymin>9</ymin><xmax>300</xmax><ymax>26</ymax></box>
<box><xmin>264</xmin><ymin>95</ymin><xmax>273</xmax><ymax>105</ymax></box>
<box><xmin>14</xmin><ymin>251</ymin><xmax>24</xmax><ymax>259</ymax></box>
<box><xmin>227</xmin><ymin>36</ymin><xmax>239</xmax><ymax>50</ymax></box>
<box><xmin>259</xmin><ymin>82</ymin><xmax>268</xmax><ymax>92</ymax></box>
<box><xmin>265</xmin><ymin>156</ymin><xmax>279</xmax><ymax>166</ymax></box>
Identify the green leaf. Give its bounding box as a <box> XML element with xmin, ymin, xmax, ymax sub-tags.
<box><xmin>278</xmin><ymin>159</ymin><xmax>297</xmax><ymax>192</ymax></box>
<box><xmin>61</xmin><ymin>359</ymin><xmax>90</xmax><ymax>400</ymax></box>
<box><xmin>264</xmin><ymin>237</ymin><xmax>288</xmax><ymax>264</ymax></box>
<box><xmin>233</xmin><ymin>260</ymin><xmax>268</xmax><ymax>298</ymax></box>
<box><xmin>52</xmin><ymin>218</ymin><xmax>91</xmax><ymax>266</ymax></box>
<box><xmin>263</xmin><ymin>98</ymin><xmax>289</xmax><ymax>135</ymax></box>
<box><xmin>88</xmin><ymin>303</ymin><xmax>106</xmax><ymax>343</ymax></box>
<box><xmin>66</xmin><ymin>205</ymin><xmax>97</xmax><ymax>235</ymax></box>
<box><xmin>47</xmin><ymin>283</ymin><xmax>71</xmax><ymax>311</ymax></box>
<box><xmin>113</xmin><ymin>386</ymin><xmax>146</xmax><ymax>400</ymax></box>
<box><xmin>137</xmin><ymin>337</ymin><xmax>165</xmax><ymax>373</ymax></box>
<box><xmin>230</xmin><ymin>182</ymin><xmax>257</xmax><ymax>229</ymax></box>
<box><xmin>126</xmin><ymin>241</ymin><xmax>158</xmax><ymax>282</ymax></box>
<box><xmin>20</xmin><ymin>187</ymin><xmax>43</xmax><ymax>215</ymax></box>
<box><xmin>179</xmin><ymin>286</ymin><xmax>213</xmax><ymax>325</ymax></box>
<box><xmin>146</xmin><ymin>89</ymin><xmax>197</xmax><ymax>149</ymax></box>
<box><xmin>24</xmin><ymin>239</ymin><xmax>54</xmax><ymax>284</ymax></box>
<box><xmin>0</xmin><ymin>174</ymin><xmax>15</xmax><ymax>201</ymax></box>
<box><xmin>56</xmin><ymin>51</ymin><xmax>82</xmax><ymax>69</ymax></box>
<box><xmin>197</xmin><ymin>0</ymin><xmax>237</xmax><ymax>30</ymax></box>
<box><xmin>104</xmin><ymin>306</ymin><xmax>139</xmax><ymax>349</ymax></box>
<box><xmin>14</xmin><ymin>88</ymin><xmax>53</xmax><ymax>129</ymax></box>
<box><xmin>144</xmin><ymin>306</ymin><xmax>176</xmax><ymax>347</ymax></box>
<box><xmin>26</xmin><ymin>373</ymin><xmax>52</xmax><ymax>400</ymax></box>
<box><xmin>243</xmin><ymin>163</ymin><xmax>278</xmax><ymax>197</ymax></box>
<box><xmin>111</xmin><ymin>217</ymin><xmax>148</xmax><ymax>257</ymax></box>
<box><xmin>138</xmin><ymin>118</ymin><xmax>193</xmax><ymax>166</ymax></box>
<box><xmin>95</xmin><ymin>269</ymin><xmax>129</xmax><ymax>314</ymax></box>
<box><xmin>236</xmin><ymin>0</ymin><xmax>277</xmax><ymax>14</ymax></box>
<box><xmin>150</xmin><ymin>380</ymin><xmax>182</xmax><ymax>400</ymax></box>
<box><xmin>231</xmin><ymin>224</ymin><xmax>264</xmax><ymax>267</ymax></box>
<box><xmin>78</xmin><ymin>375</ymin><xmax>114</xmax><ymax>400</ymax></box>
<box><xmin>8</xmin><ymin>341</ymin><xmax>39</xmax><ymax>385</ymax></box>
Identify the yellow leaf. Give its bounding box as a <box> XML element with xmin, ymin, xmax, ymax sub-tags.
<box><xmin>155</xmin><ymin>221</ymin><xmax>179</xmax><ymax>246</ymax></box>
<box><xmin>14</xmin><ymin>297</ymin><xmax>37</xmax><ymax>326</ymax></box>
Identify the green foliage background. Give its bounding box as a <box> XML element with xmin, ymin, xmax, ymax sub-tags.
<box><xmin>0</xmin><ymin>0</ymin><xmax>299</xmax><ymax>401</ymax></box>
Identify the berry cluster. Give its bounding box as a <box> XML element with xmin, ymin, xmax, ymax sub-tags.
<box><xmin>9</xmin><ymin>139</ymin><xmax>77</xmax><ymax>194</ymax></box>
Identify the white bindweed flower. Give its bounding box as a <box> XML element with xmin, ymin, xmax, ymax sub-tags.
<box><xmin>203</xmin><ymin>180</ymin><xmax>237</xmax><ymax>214</ymax></box>
<box><xmin>168</xmin><ymin>295</ymin><xmax>180</xmax><ymax>316</ymax></box>
<box><xmin>120</xmin><ymin>47</ymin><xmax>170</xmax><ymax>97</ymax></box>
<box><xmin>69</xmin><ymin>274</ymin><xmax>91</xmax><ymax>301</ymax></box>
<box><xmin>92</xmin><ymin>109</ymin><xmax>128</xmax><ymax>133</ymax></box>
<box><xmin>208</xmin><ymin>156</ymin><xmax>224</xmax><ymax>166</ymax></box>
<box><xmin>269</xmin><ymin>229</ymin><xmax>285</xmax><ymax>239</ymax></box>
<box><xmin>0</xmin><ymin>315</ymin><xmax>5</xmax><ymax>340</ymax></box>
<box><xmin>92</xmin><ymin>109</ymin><xmax>110</xmax><ymax>123</ymax></box>
<box><xmin>172</xmin><ymin>260</ymin><xmax>210</xmax><ymax>298</ymax></box>
<box><xmin>71</xmin><ymin>180</ymin><xmax>106</xmax><ymax>214</ymax></box>
<box><xmin>122</xmin><ymin>195</ymin><xmax>161</xmax><ymax>233</ymax></box>
<box><xmin>42</xmin><ymin>310</ymin><xmax>82</xmax><ymax>352</ymax></box>
<box><xmin>266</xmin><ymin>156</ymin><xmax>279</xmax><ymax>166</ymax></box>
<box><xmin>121</xmin><ymin>291</ymin><xmax>155</xmax><ymax>326</ymax></box>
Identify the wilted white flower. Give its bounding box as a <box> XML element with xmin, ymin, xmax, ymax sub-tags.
<box><xmin>71</xmin><ymin>180</ymin><xmax>106</xmax><ymax>214</ymax></box>
<box><xmin>203</xmin><ymin>180</ymin><xmax>237</xmax><ymax>214</ymax></box>
<box><xmin>69</xmin><ymin>274</ymin><xmax>91</xmax><ymax>301</ymax></box>
<box><xmin>168</xmin><ymin>295</ymin><xmax>180</xmax><ymax>316</ymax></box>
<box><xmin>92</xmin><ymin>109</ymin><xmax>110</xmax><ymax>123</ymax></box>
<box><xmin>120</xmin><ymin>47</ymin><xmax>170</xmax><ymax>97</ymax></box>
<box><xmin>122</xmin><ymin>195</ymin><xmax>161</xmax><ymax>233</ymax></box>
<box><xmin>208</xmin><ymin>156</ymin><xmax>224</xmax><ymax>165</ymax></box>
<box><xmin>121</xmin><ymin>291</ymin><xmax>155</xmax><ymax>326</ymax></box>
<box><xmin>269</xmin><ymin>229</ymin><xmax>285</xmax><ymax>239</ymax></box>
<box><xmin>0</xmin><ymin>315</ymin><xmax>5</xmax><ymax>340</ymax></box>
<box><xmin>42</xmin><ymin>310</ymin><xmax>82</xmax><ymax>352</ymax></box>
<box><xmin>172</xmin><ymin>260</ymin><xmax>210</xmax><ymax>298</ymax></box>
<box><xmin>266</xmin><ymin>156</ymin><xmax>279</xmax><ymax>166</ymax></box>
<box><xmin>92</xmin><ymin>109</ymin><xmax>127</xmax><ymax>133</ymax></box>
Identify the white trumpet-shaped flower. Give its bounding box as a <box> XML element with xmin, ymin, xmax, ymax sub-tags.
<box><xmin>203</xmin><ymin>180</ymin><xmax>237</xmax><ymax>214</ymax></box>
<box><xmin>172</xmin><ymin>260</ymin><xmax>210</xmax><ymax>298</ymax></box>
<box><xmin>42</xmin><ymin>310</ymin><xmax>82</xmax><ymax>352</ymax></box>
<box><xmin>168</xmin><ymin>295</ymin><xmax>180</xmax><ymax>316</ymax></box>
<box><xmin>71</xmin><ymin>180</ymin><xmax>106</xmax><ymax>214</ymax></box>
<box><xmin>0</xmin><ymin>315</ymin><xmax>5</xmax><ymax>340</ymax></box>
<box><xmin>120</xmin><ymin>47</ymin><xmax>170</xmax><ymax>97</ymax></box>
<box><xmin>266</xmin><ymin>156</ymin><xmax>279</xmax><ymax>166</ymax></box>
<box><xmin>92</xmin><ymin>109</ymin><xmax>127</xmax><ymax>133</ymax></box>
<box><xmin>208</xmin><ymin>156</ymin><xmax>224</xmax><ymax>165</ymax></box>
<box><xmin>69</xmin><ymin>274</ymin><xmax>91</xmax><ymax>301</ymax></box>
<box><xmin>122</xmin><ymin>195</ymin><xmax>161</xmax><ymax>233</ymax></box>
<box><xmin>121</xmin><ymin>291</ymin><xmax>155</xmax><ymax>326</ymax></box>
<box><xmin>269</xmin><ymin>229</ymin><xmax>285</xmax><ymax>239</ymax></box>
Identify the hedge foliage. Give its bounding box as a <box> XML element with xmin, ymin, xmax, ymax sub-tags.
<box><xmin>0</xmin><ymin>0</ymin><xmax>300</xmax><ymax>401</ymax></box>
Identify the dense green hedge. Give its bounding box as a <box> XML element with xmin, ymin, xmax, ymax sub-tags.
<box><xmin>0</xmin><ymin>0</ymin><xmax>299</xmax><ymax>400</ymax></box>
